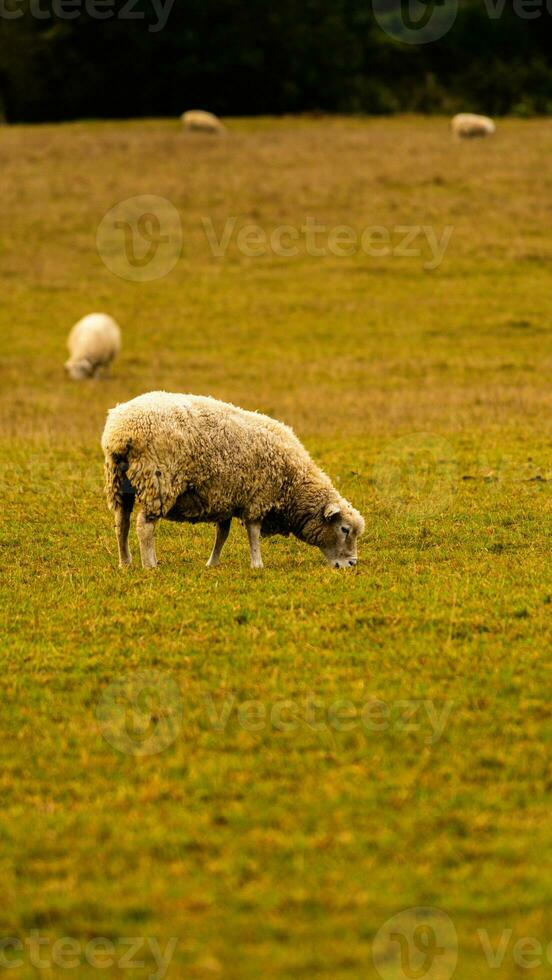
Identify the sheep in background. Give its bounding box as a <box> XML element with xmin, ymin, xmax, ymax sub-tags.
<box><xmin>181</xmin><ymin>110</ymin><xmax>226</xmax><ymax>135</ymax></box>
<box><xmin>451</xmin><ymin>113</ymin><xmax>496</xmax><ymax>139</ymax></box>
<box><xmin>65</xmin><ymin>313</ymin><xmax>121</xmax><ymax>380</ymax></box>
<box><xmin>101</xmin><ymin>391</ymin><xmax>365</xmax><ymax>571</ymax></box>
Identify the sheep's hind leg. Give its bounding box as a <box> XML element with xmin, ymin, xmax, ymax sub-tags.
<box><xmin>115</xmin><ymin>505</ymin><xmax>133</xmax><ymax>567</ymax></box>
<box><xmin>206</xmin><ymin>519</ymin><xmax>231</xmax><ymax>568</ymax></box>
<box><xmin>137</xmin><ymin>511</ymin><xmax>158</xmax><ymax>569</ymax></box>
<box><xmin>246</xmin><ymin>520</ymin><xmax>263</xmax><ymax>569</ymax></box>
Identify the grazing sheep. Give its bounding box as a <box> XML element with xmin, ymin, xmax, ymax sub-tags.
<box><xmin>451</xmin><ymin>113</ymin><xmax>496</xmax><ymax>139</ymax></box>
<box><xmin>101</xmin><ymin>392</ymin><xmax>365</xmax><ymax>571</ymax></box>
<box><xmin>66</xmin><ymin>313</ymin><xmax>121</xmax><ymax>380</ymax></box>
<box><xmin>181</xmin><ymin>110</ymin><xmax>226</xmax><ymax>135</ymax></box>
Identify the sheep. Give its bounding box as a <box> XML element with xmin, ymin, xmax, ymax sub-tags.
<box><xmin>66</xmin><ymin>313</ymin><xmax>121</xmax><ymax>380</ymax></box>
<box><xmin>181</xmin><ymin>110</ymin><xmax>226</xmax><ymax>135</ymax></box>
<box><xmin>451</xmin><ymin>113</ymin><xmax>496</xmax><ymax>139</ymax></box>
<box><xmin>101</xmin><ymin>391</ymin><xmax>365</xmax><ymax>571</ymax></box>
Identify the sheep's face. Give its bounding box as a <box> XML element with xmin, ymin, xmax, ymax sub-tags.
<box><xmin>65</xmin><ymin>358</ymin><xmax>93</xmax><ymax>380</ymax></box>
<box><xmin>319</xmin><ymin>502</ymin><xmax>365</xmax><ymax>569</ymax></box>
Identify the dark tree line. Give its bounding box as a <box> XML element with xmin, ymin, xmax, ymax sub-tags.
<box><xmin>1</xmin><ymin>0</ymin><xmax>552</xmax><ymax>123</ymax></box>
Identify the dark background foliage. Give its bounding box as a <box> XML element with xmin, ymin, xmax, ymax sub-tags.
<box><xmin>1</xmin><ymin>0</ymin><xmax>552</xmax><ymax>122</ymax></box>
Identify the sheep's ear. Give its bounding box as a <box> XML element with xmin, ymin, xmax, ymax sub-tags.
<box><xmin>324</xmin><ymin>503</ymin><xmax>341</xmax><ymax>521</ymax></box>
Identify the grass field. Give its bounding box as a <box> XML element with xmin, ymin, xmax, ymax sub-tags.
<box><xmin>1</xmin><ymin>115</ymin><xmax>552</xmax><ymax>979</ymax></box>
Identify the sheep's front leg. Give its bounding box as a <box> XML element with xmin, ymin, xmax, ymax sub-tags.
<box><xmin>137</xmin><ymin>511</ymin><xmax>158</xmax><ymax>569</ymax></box>
<box><xmin>115</xmin><ymin>505</ymin><xmax>132</xmax><ymax>567</ymax></box>
<box><xmin>246</xmin><ymin>521</ymin><xmax>263</xmax><ymax>569</ymax></box>
<box><xmin>96</xmin><ymin>358</ymin><xmax>114</xmax><ymax>381</ymax></box>
<box><xmin>206</xmin><ymin>519</ymin><xmax>231</xmax><ymax>568</ymax></box>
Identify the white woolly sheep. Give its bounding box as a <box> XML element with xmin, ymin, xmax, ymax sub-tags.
<box><xmin>66</xmin><ymin>313</ymin><xmax>121</xmax><ymax>380</ymax></box>
<box><xmin>451</xmin><ymin>113</ymin><xmax>496</xmax><ymax>139</ymax></box>
<box><xmin>181</xmin><ymin>110</ymin><xmax>226</xmax><ymax>134</ymax></box>
<box><xmin>101</xmin><ymin>392</ymin><xmax>365</xmax><ymax>571</ymax></box>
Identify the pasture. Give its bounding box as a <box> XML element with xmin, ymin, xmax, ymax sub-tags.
<box><xmin>1</xmin><ymin>115</ymin><xmax>551</xmax><ymax>979</ymax></box>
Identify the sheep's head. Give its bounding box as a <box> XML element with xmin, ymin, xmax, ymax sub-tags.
<box><xmin>65</xmin><ymin>358</ymin><xmax>94</xmax><ymax>380</ymax></box>
<box><xmin>318</xmin><ymin>499</ymin><xmax>365</xmax><ymax>569</ymax></box>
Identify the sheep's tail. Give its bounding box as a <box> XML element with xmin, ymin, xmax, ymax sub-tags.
<box><xmin>104</xmin><ymin>444</ymin><xmax>134</xmax><ymax>513</ymax></box>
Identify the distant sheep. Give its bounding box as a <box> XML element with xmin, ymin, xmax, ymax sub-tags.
<box><xmin>101</xmin><ymin>392</ymin><xmax>365</xmax><ymax>571</ymax></box>
<box><xmin>451</xmin><ymin>113</ymin><xmax>496</xmax><ymax>139</ymax></box>
<box><xmin>181</xmin><ymin>110</ymin><xmax>226</xmax><ymax>135</ymax></box>
<box><xmin>66</xmin><ymin>313</ymin><xmax>121</xmax><ymax>380</ymax></box>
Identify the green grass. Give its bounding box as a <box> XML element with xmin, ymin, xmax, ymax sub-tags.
<box><xmin>1</xmin><ymin>115</ymin><xmax>552</xmax><ymax>979</ymax></box>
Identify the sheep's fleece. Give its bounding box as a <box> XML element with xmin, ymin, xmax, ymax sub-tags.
<box><xmin>451</xmin><ymin>113</ymin><xmax>496</xmax><ymax>138</ymax></box>
<box><xmin>66</xmin><ymin>313</ymin><xmax>121</xmax><ymax>379</ymax></box>
<box><xmin>181</xmin><ymin>110</ymin><xmax>225</xmax><ymax>134</ymax></box>
<box><xmin>102</xmin><ymin>392</ymin><xmax>365</xmax><ymax>569</ymax></box>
